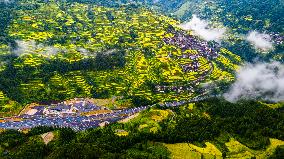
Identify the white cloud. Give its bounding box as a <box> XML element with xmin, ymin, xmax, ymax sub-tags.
<box><xmin>246</xmin><ymin>31</ymin><xmax>273</xmax><ymax>51</ymax></box>
<box><xmin>224</xmin><ymin>62</ymin><xmax>284</xmax><ymax>102</ymax></box>
<box><xmin>0</xmin><ymin>0</ymin><xmax>13</xmax><ymax>3</ymax></box>
<box><xmin>179</xmin><ymin>14</ymin><xmax>226</xmax><ymax>42</ymax></box>
<box><xmin>44</xmin><ymin>46</ymin><xmax>60</xmax><ymax>56</ymax></box>
<box><xmin>153</xmin><ymin>0</ymin><xmax>159</xmax><ymax>3</ymax></box>
<box><xmin>14</xmin><ymin>40</ymin><xmax>59</xmax><ymax>57</ymax></box>
<box><xmin>14</xmin><ymin>40</ymin><xmax>36</xmax><ymax>56</ymax></box>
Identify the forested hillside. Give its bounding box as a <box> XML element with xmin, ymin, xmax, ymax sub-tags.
<box><xmin>0</xmin><ymin>1</ymin><xmax>283</xmax><ymax>159</ymax></box>
<box><xmin>145</xmin><ymin>0</ymin><xmax>284</xmax><ymax>62</ymax></box>
<box><xmin>0</xmin><ymin>99</ymin><xmax>283</xmax><ymax>158</ymax></box>
<box><xmin>0</xmin><ymin>0</ymin><xmax>240</xmax><ymax>116</ymax></box>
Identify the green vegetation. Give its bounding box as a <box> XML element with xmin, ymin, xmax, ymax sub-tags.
<box><xmin>165</xmin><ymin>142</ymin><xmax>222</xmax><ymax>159</ymax></box>
<box><xmin>146</xmin><ymin>0</ymin><xmax>284</xmax><ymax>62</ymax></box>
<box><xmin>0</xmin><ymin>0</ymin><xmax>241</xmax><ymax>116</ymax></box>
<box><xmin>0</xmin><ymin>1</ymin><xmax>282</xmax><ymax>158</ymax></box>
<box><xmin>0</xmin><ymin>99</ymin><xmax>283</xmax><ymax>158</ymax></box>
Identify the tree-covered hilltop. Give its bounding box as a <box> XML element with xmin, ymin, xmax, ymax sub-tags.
<box><xmin>151</xmin><ymin>0</ymin><xmax>283</xmax><ymax>33</ymax></box>
<box><xmin>0</xmin><ymin>99</ymin><xmax>283</xmax><ymax>158</ymax></box>
<box><xmin>141</xmin><ymin>0</ymin><xmax>284</xmax><ymax>62</ymax></box>
<box><xmin>0</xmin><ymin>0</ymin><xmax>241</xmax><ymax>115</ymax></box>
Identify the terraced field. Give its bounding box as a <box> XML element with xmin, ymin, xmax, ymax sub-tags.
<box><xmin>0</xmin><ymin>1</ymin><xmax>241</xmax><ymax>116</ymax></box>
<box><xmin>164</xmin><ymin>138</ymin><xmax>284</xmax><ymax>159</ymax></box>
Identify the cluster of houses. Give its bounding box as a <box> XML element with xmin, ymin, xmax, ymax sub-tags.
<box><xmin>180</xmin><ymin>61</ymin><xmax>201</xmax><ymax>72</ymax></box>
<box><xmin>0</xmin><ymin>100</ymin><xmax>149</xmax><ymax>131</ymax></box>
<box><xmin>24</xmin><ymin>98</ymin><xmax>108</xmax><ymax>117</ymax></box>
<box><xmin>155</xmin><ymin>85</ymin><xmax>195</xmax><ymax>94</ymax></box>
<box><xmin>163</xmin><ymin>31</ymin><xmax>220</xmax><ymax>61</ymax></box>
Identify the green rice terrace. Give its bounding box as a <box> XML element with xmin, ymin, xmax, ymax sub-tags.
<box><xmin>0</xmin><ymin>0</ymin><xmax>283</xmax><ymax>159</ymax></box>
<box><xmin>0</xmin><ymin>0</ymin><xmax>240</xmax><ymax>115</ymax></box>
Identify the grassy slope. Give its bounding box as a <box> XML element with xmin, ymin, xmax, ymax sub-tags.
<box><xmin>121</xmin><ymin>100</ymin><xmax>284</xmax><ymax>159</ymax></box>
<box><xmin>164</xmin><ymin>138</ymin><xmax>284</xmax><ymax>159</ymax></box>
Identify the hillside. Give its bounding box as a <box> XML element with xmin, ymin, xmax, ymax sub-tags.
<box><xmin>0</xmin><ymin>99</ymin><xmax>283</xmax><ymax>158</ymax></box>
<box><xmin>0</xmin><ymin>0</ymin><xmax>241</xmax><ymax>116</ymax></box>
<box><xmin>143</xmin><ymin>0</ymin><xmax>284</xmax><ymax>62</ymax></box>
<box><xmin>0</xmin><ymin>1</ymin><xmax>282</xmax><ymax>159</ymax></box>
